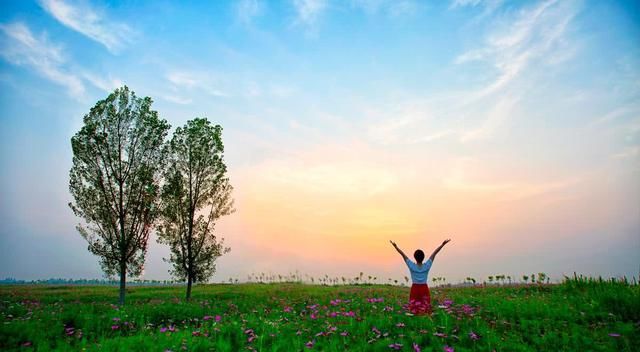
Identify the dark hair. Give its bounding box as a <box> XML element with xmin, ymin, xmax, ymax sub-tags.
<box><xmin>414</xmin><ymin>249</ymin><xmax>425</xmax><ymax>263</ymax></box>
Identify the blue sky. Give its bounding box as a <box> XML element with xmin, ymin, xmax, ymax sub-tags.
<box><xmin>1</xmin><ymin>0</ymin><xmax>639</xmax><ymax>283</ymax></box>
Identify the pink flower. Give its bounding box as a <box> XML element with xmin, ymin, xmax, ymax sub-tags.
<box><xmin>203</xmin><ymin>315</ymin><xmax>212</xmax><ymax>321</ymax></box>
<box><xmin>247</xmin><ymin>336</ymin><xmax>256</xmax><ymax>343</ymax></box>
<box><xmin>469</xmin><ymin>331</ymin><xmax>479</xmax><ymax>340</ymax></box>
<box><xmin>310</xmin><ymin>313</ymin><xmax>318</xmax><ymax>320</ymax></box>
<box><xmin>215</xmin><ymin>315</ymin><xmax>222</xmax><ymax>322</ymax></box>
<box><xmin>284</xmin><ymin>306</ymin><xmax>293</xmax><ymax>312</ymax></box>
<box><xmin>305</xmin><ymin>341</ymin><xmax>314</xmax><ymax>349</ymax></box>
<box><xmin>444</xmin><ymin>346</ymin><xmax>454</xmax><ymax>352</ymax></box>
<box><xmin>111</xmin><ymin>325</ymin><xmax>119</xmax><ymax>330</ymax></box>
<box><xmin>160</xmin><ymin>327</ymin><xmax>168</xmax><ymax>333</ymax></box>
<box><xmin>192</xmin><ymin>331</ymin><xmax>201</xmax><ymax>337</ymax></box>
<box><xmin>434</xmin><ymin>332</ymin><xmax>447</xmax><ymax>338</ymax></box>
<box><xmin>412</xmin><ymin>343</ymin><xmax>421</xmax><ymax>352</ymax></box>
<box><xmin>340</xmin><ymin>331</ymin><xmax>349</xmax><ymax>336</ymax></box>
<box><xmin>388</xmin><ymin>343</ymin><xmax>403</xmax><ymax>350</ymax></box>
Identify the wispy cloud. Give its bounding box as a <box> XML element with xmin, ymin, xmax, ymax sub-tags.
<box><xmin>0</xmin><ymin>22</ymin><xmax>85</xmax><ymax>99</ymax></box>
<box><xmin>237</xmin><ymin>0</ymin><xmax>264</xmax><ymax>25</ymax></box>
<box><xmin>39</xmin><ymin>0</ymin><xmax>134</xmax><ymax>53</ymax></box>
<box><xmin>351</xmin><ymin>0</ymin><xmax>419</xmax><ymax>17</ymax></box>
<box><xmin>165</xmin><ymin>71</ymin><xmax>229</xmax><ymax>98</ymax></box>
<box><xmin>292</xmin><ymin>0</ymin><xmax>327</xmax><ymax>28</ymax></box>
<box><xmin>455</xmin><ymin>0</ymin><xmax>579</xmax><ymax>99</ymax></box>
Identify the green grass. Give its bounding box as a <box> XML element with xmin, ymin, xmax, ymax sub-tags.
<box><xmin>1</xmin><ymin>278</ymin><xmax>638</xmax><ymax>351</ymax></box>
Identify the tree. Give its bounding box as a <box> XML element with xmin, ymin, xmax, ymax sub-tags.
<box><xmin>157</xmin><ymin>118</ymin><xmax>234</xmax><ymax>300</ymax></box>
<box><xmin>69</xmin><ymin>86</ymin><xmax>170</xmax><ymax>305</ymax></box>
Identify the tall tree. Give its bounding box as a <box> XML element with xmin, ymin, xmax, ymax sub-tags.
<box><xmin>69</xmin><ymin>86</ymin><xmax>170</xmax><ymax>305</ymax></box>
<box><xmin>157</xmin><ymin>118</ymin><xmax>234</xmax><ymax>301</ymax></box>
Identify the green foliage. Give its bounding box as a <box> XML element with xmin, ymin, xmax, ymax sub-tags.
<box><xmin>1</xmin><ymin>278</ymin><xmax>637</xmax><ymax>351</ymax></box>
<box><xmin>68</xmin><ymin>86</ymin><xmax>170</xmax><ymax>303</ymax></box>
<box><xmin>157</xmin><ymin>118</ymin><xmax>234</xmax><ymax>297</ymax></box>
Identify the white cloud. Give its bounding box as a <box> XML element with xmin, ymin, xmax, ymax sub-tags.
<box><xmin>456</xmin><ymin>0</ymin><xmax>578</xmax><ymax>99</ymax></box>
<box><xmin>292</xmin><ymin>0</ymin><xmax>327</xmax><ymax>27</ymax></box>
<box><xmin>237</xmin><ymin>0</ymin><xmax>264</xmax><ymax>24</ymax></box>
<box><xmin>0</xmin><ymin>22</ymin><xmax>85</xmax><ymax>99</ymax></box>
<box><xmin>165</xmin><ymin>70</ymin><xmax>229</xmax><ymax>98</ymax></box>
<box><xmin>81</xmin><ymin>72</ymin><xmax>123</xmax><ymax>92</ymax></box>
<box><xmin>351</xmin><ymin>0</ymin><xmax>419</xmax><ymax>17</ymax></box>
<box><xmin>39</xmin><ymin>0</ymin><xmax>133</xmax><ymax>53</ymax></box>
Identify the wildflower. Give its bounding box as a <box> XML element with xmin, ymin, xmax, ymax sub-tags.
<box><xmin>247</xmin><ymin>336</ymin><xmax>256</xmax><ymax>343</ymax></box>
<box><xmin>343</xmin><ymin>311</ymin><xmax>356</xmax><ymax>317</ymax></box>
<box><xmin>469</xmin><ymin>331</ymin><xmax>479</xmax><ymax>340</ymax></box>
<box><xmin>112</xmin><ymin>317</ymin><xmax>121</xmax><ymax>322</ymax></box>
<box><xmin>608</xmin><ymin>333</ymin><xmax>621</xmax><ymax>337</ymax></box>
<box><xmin>388</xmin><ymin>343</ymin><xmax>403</xmax><ymax>350</ymax></box>
<box><xmin>396</xmin><ymin>322</ymin><xmax>405</xmax><ymax>328</ymax></box>
<box><xmin>192</xmin><ymin>331</ymin><xmax>201</xmax><ymax>337</ymax></box>
<box><xmin>203</xmin><ymin>315</ymin><xmax>212</xmax><ymax>321</ymax></box>
<box><xmin>284</xmin><ymin>306</ymin><xmax>293</xmax><ymax>312</ymax></box>
<box><xmin>215</xmin><ymin>315</ymin><xmax>222</xmax><ymax>322</ymax></box>
<box><xmin>329</xmin><ymin>312</ymin><xmax>338</xmax><ymax>317</ymax></box>
<box><xmin>434</xmin><ymin>332</ymin><xmax>447</xmax><ymax>338</ymax></box>
<box><xmin>310</xmin><ymin>313</ymin><xmax>318</xmax><ymax>319</ymax></box>
<box><xmin>444</xmin><ymin>346</ymin><xmax>454</xmax><ymax>352</ymax></box>
<box><xmin>111</xmin><ymin>325</ymin><xmax>119</xmax><ymax>330</ymax></box>
<box><xmin>412</xmin><ymin>343</ymin><xmax>421</xmax><ymax>352</ymax></box>
<box><xmin>160</xmin><ymin>327</ymin><xmax>168</xmax><ymax>333</ymax></box>
<box><xmin>340</xmin><ymin>331</ymin><xmax>349</xmax><ymax>336</ymax></box>
<box><xmin>305</xmin><ymin>341</ymin><xmax>314</xmax><ymax>349</ymax></box>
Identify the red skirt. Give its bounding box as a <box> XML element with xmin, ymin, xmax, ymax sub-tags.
<box><xmin>409</xmin><ymin>283</ymin><xmax>432</xmax><ymax>315</ymax></box>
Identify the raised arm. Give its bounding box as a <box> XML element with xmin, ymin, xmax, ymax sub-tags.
<box><xmin>429</xmin><ymin>239</ymin><xmax>451</xmax><ymax>262</ymax></box>
<box><xmin>389</xmin><ymin>240</ymin><xmax>408</xmax><ymax>261</ymax></box>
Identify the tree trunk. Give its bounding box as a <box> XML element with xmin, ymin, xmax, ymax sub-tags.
<box><xmin>186</xmin><ymin>273</ymin><xmax>193</xmax><ymax>301</ymax></box>
<box><xmin>119</xmin><ymin>263</ymin><xmax>126</xmax><ymax>305</ymax></box>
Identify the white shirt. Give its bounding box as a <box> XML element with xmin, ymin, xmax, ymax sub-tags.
<box><xmin>405</xmin><ymin>258</ymin><xmax>432</xmax><ymax>284</ymax></box>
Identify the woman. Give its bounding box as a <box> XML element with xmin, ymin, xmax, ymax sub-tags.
<box><xmin>390</xmin><ymin>238</ymin><xmax>451</xmax><ymax>315</ymax></box>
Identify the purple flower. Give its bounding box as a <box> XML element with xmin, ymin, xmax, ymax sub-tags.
<box><xmin>305</xmin><ymin>341</ymin><xmax>314</xmax><ymax>349</ymax></box>
<box><xmin>412</xmin><ymin>343</ymin><xmax>421</xmax><ymax>352</ymax></box>
<box><xmin>469</xmin><ymin>331</ymin><xmax>479</xmax><ymax>340</ymax></box>
<box><xmin>444</xmin><ymin>346</ymin><xmax>454</xmax><ymax>352</ymax></box>
<box><xmin>111</xmin><ymin>325</ymin><xmax>119</xmax><ymax>330</ymax></box>
<box><xmin>340</xmin><ymin>331</ymin><xmax>349</xmax><ymax>336</ymax></box>
<box><xmin>388</xmin><ymin>343</ymin><xmax>403</xmax><ymax>350</ymax></box>
<box><xmin>434</xmin><ymin>332</ymin><xmax>447</xmax><ymax>338</ymax></box>
<box><xmin>160</xmin><ymin>327</ymin><xmax>168</xmax><ymax>333</ymax></box>
<box><xmin>215</xmin><ymin>315</ymin><xmax>222</xmax><ymax>322</ymax></box>
<box><xmin>203</xmin><ymin>315</ymin><xmax>212</xmax><ymax>321</ymax></box>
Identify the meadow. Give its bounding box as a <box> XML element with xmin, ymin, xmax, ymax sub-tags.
<box><xmin>1</xmin><ymin>276</ymin><xmax>638</xmax><ymax>351</ymax></box>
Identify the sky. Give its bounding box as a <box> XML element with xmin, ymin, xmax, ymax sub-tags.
<box><xmin>0</xmin><ymin>0</ymin><xmax>639</xmax><ymax>284</ymax></box>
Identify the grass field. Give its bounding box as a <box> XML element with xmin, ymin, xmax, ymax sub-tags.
<box><xmin>1</xmin><ymin>277</ymin><xmax>638</xmax><ymax>351</ymax></box>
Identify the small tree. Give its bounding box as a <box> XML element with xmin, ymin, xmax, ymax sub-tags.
<box><xmin>69</xmin><ymin>86</ymin><xmax>170</xmax><ymax>305</ymax></box>
<box><xmin>157</xmin><ymin>118</ymin><xmax>234</xmax><ymax>301</ymax></box>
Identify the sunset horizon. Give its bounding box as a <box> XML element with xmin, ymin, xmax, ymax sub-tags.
<box><xmin>1</xmin><ymin>0</ymin><xmax>639</xmax><ymax>286</ymax></box>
